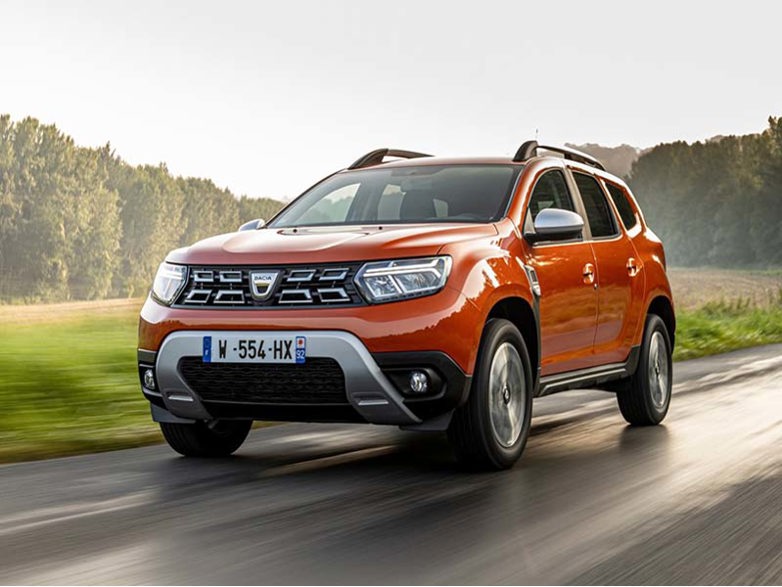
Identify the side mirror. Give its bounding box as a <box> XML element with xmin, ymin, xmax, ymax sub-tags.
<box><xmin>238</xmin><ymin>218</ymin><xmax>265</xmax><ymax>231</ymax></box>
<box><xmin>527</xmin><ymin>208</ymin><xmax>584</xmax><ymax>243</ymax></box>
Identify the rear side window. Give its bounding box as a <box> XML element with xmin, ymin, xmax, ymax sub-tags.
<box><xmin>605</xmin><ymin>182</ymin><xmax>638</xmax><ymax>230</ymax></box>
<box><xmin>527</xmin><ymin>170</ymin><xmax>575</xmax><ymax>221</ymax></box>
<box><xmin>573</xmin><ymin>173</ymin><xmax>618</xmax><ymax>238</ymax></box>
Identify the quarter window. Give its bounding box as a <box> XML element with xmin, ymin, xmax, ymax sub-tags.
<box><xmin>605</xmin><ymin>182</ymin><xmax>638</xmax><ymax>230</ymax></box>
<box><xmin>573</xmin><ymin>173</ymin><xmax>618</xmax><ymax>238</ymax></box>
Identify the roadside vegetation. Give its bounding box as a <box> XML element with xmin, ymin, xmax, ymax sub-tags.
<box><xmin>1</xmin><ymin>269</ymin><xmax>781</xmax><ymax>463</ymax></box>
<box><xmin>0</xmin><ymin>301</ymin><xmax>157</xmax><ymax>462</ymax></box>
<box><xmin>668</xmin><ymin>268</ymin><xmax>782</xmax><ymax>359</ymax></box>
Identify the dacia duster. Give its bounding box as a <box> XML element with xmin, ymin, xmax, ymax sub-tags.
<box><xmin>138</xmin><ymin>141</ymin><xmax>675</xmax><ymax>469</ymax></box>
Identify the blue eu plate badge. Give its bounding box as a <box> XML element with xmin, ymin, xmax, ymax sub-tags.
<box><xmin>295</xmin><ymin>336</ymin><xmax>306</xmax><ymax>364</ymax></box>
<box><xmin>203</xmin><ymin>336</ymin><xmax>212</xmax><ymax>363</ymax></box>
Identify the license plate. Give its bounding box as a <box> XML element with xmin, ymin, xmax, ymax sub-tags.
<box><xmin>202</xmin><ymin>335</ymin><xmax>306</xmax><ymax>364</ymax></box>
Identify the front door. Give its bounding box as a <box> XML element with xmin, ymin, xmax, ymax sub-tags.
<box><xmin>524</xmin><ymin>169</ymin><xmax>598</xmax><ymax>376</ymax></box>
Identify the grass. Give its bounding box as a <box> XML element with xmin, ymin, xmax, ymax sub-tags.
<box><xmin>0</xmin><ymin>304</ymin><xmax>161</xmax><ymax>463</ymax></box>
<box><xmin>674</xmin><ymin>295</ymin><xmax>782</xmax><ymax>360</ymax></box>
<box><xmin>1</xmin><ymin>274</ymin><xmax>782</xmax><ymax>463</ymax></box>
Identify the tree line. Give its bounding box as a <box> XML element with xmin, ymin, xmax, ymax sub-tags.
<box><xmin>0</xmin><ymin>115</ymin><xmax>283</xmax><ymax>301</ymax></box>
<box><xmin>627</xmin><ymin>116</ymin><xmax>782</xmax><ymax>267</ymax></box>
<box><xmin>2</xmin><ymin>114</ymin><xmax>781</xmax><ymax>302</ymax></box>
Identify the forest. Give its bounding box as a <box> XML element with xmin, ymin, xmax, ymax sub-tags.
<box><xmin>0</xmin><ymin>115</ymin><xmax>282</xmax><ymax>301</ymax></box>
<box><xmin>628</xmin><ymin>116</ymin><xmax>782</xmax><ymax>268</ymax></box>
<box><xmin>0</xmin><ymin>114</ymin><xmax>780</xmax><ymax>302</ymax></box>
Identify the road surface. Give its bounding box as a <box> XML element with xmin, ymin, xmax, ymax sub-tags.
<box><xmin>2</xmin><ymin>345</ymin><xmax>782</xmax><ymax>584</ymax></box>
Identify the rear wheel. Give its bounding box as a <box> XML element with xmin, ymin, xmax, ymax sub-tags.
<box><xmin>617</xmin><ymin>313</ymin><xmax>672</xmax><ymax>425</ymax></box>
<box><xmin>160</xmin><ymin>420</ymin><xmax>252</xmax><ymax>457</ymax></box>
<box><xmin>448</xmin><ymin>319</ymin><xmax>533</xmax><ymax>470</ymax></box>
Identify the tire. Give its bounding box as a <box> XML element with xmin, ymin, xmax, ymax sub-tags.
<box><xmin>160</xmin><ymin>420</ymin><xmax>252</xmax><ymax>457</ymax></box>
<box><xmin>448</xmin><ymin>319</ymin><xmax>533</xmax><ymax>470</ymax></box>
<box><xmin>617</xmin><ymin>313</ymin><xmax>672</xmax><ymax>426</ymax></box>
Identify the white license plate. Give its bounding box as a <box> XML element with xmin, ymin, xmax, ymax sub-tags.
<box><xmin>202</xmin><ymin>335</ymin><xmax>306</xmax><ymax>364</ymax></box>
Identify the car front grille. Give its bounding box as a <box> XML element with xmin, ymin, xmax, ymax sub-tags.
<box><xmin>178</xmin><ymin>357</ymin><xmax>349</xmax><ymax>404</ymax></box>
<box><xmin>173</xmin><ymin>263</ymin><xmax>365</xmax><ymax>308</ymax></box>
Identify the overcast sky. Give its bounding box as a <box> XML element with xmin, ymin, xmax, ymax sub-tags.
<box><xmin>2</xmin><ymin>0</ymin><xmax>780</xmax><ymax>199</ymax></box>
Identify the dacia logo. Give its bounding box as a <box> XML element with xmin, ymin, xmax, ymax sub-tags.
<box><xmin>249</xmin><ymin>270</ymin><xmax>280</xmax><ymax>301</ymax></box>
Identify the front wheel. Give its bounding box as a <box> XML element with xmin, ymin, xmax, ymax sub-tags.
<box><xmin>617</xmin><ymin>314</ymin><xmax>672</xmax><ymax>426</ymax></box>
<box><xmin>448</xmin><ymin>319</ymin><xmax>533</xmax><ymax>470</ymax></box>
<box><xmin>160</xmin><ymin>420</ymin><xmax>252</xmax><ymax>457</ymax></box>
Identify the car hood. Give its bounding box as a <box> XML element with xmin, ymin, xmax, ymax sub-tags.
<box><xmin>167</xmin><ymin>223</ymin><xmax>498</xmax><ymax>266</ymax></box>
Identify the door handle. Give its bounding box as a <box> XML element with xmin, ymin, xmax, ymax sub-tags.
<box><xmin>582</xmin><ymin>263</ymin><xmax>595</xmax><ymax>285</ymax></box>
<box><xmin>627</xmin><ymin>257</ymin><xmax>641</xmax><ymax>277</ymax></box>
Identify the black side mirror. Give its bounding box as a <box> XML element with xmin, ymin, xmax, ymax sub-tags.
<box><xmin>238</xmin><ymin>218</ymin><xmax>265</xmax><ymax>231</ymax></box>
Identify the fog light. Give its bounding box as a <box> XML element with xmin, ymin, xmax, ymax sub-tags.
<box><xmin>409</xmin><ymin>370</ymin><xmax>429</xmax><ymax>394</ymax></box>
<box><xmin>143</xmin><ymin>368</ymin><xmax>156</xmax><ymax>390</ymax></box>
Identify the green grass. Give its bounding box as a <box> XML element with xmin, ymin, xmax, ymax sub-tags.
<box><xmin>0</xmin><ymin>309</ymin><xmax>161</xmax><ymax>463</ymax></box>
<box><xmin>2</xmin><ymin>291</ymin><xmax>782</xmax><ymax>463</ymax></box>
<box><xmin>674</xmin><ymin>295</ymin><xmax>782</xmax><ymax>360</ymax></box>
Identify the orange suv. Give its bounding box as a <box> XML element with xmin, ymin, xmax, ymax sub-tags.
<box><xmin>138</xmin><ymin>141</ymin><xmax>675</xmax><ymax>469</ymax></box>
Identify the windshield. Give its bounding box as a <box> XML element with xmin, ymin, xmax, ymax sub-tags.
<box><xmin>269</xmin><ymin>164</ymin><xmax>521</xmax><ymax>228</ymax></box>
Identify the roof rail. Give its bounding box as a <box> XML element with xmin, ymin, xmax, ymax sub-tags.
<box><xmin>348</xmin><ymin>148</ymin><xmax>433</xmax><ymax>170</ymax></box>
<box><xmin>512</xmin><ymin>140</ymin><xmax>605</xmax><ymax>171</ymax></box>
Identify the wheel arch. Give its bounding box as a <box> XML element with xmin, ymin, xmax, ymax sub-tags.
<box><xmin>486</xmin><ymin>296</ymin><xmax>540</xmax><ymax>388</ymax></box>
<box><xmin>647</xmin><ymin>295</ymin><xmax>676</xmax><ymax>349</ymax></box>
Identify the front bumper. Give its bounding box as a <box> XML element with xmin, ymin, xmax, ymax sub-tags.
<box><xmin>139</xmin><ymin>330</ymin><xmax>470</xmax><ymax>427</ymax></box>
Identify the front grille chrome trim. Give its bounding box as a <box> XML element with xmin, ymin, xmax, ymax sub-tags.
<box><xmin>317</xmin><ymin>288</ymin><xmax>351</xmax><ymax>303</ymax></box>
<box><xmin>287</xmin><ymin>269</ymin><xmax>317</xmax><ymax>282</ymax></box>
<box><xmin>213</xmin><ymin>290</ymin><xmax>245</xmax><ymax>304</ymax></box>
<box><xmin>173</xmin><ymin>263</ymin><xmax>365</xmax><ymax>308</ymax></box>
<box><xmin>183</xmin><ymin>289</ymin><xmax>212</xmax><ymax>304</ymax></box>
<box><xmin>193</xmin><ymin>270</ymin><xmax>215</xmax><ymax>283</ymax></box>
<box><xmin>319</xmin><ymin>268</ymin><xmax>349</xmax><ymax>281</ymax></box>
<box><xmin>278</xmin><ymin>289</ymin><xmax>313</xmax><ymax>304</ymax></box>
<box><xmin>218</xmin><ymin>270</ymin><xmax>243</xmax><ymax>283</ymax></box>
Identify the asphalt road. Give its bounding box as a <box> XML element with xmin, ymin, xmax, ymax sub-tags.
<box><xmin>2</xmin><ymin>345</ymin><xmax>782</xmax><ymax>585</ymax></box>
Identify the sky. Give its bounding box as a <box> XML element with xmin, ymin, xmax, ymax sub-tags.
<box><xmin>1</xmin><ymin>0</ymin><xmax>780</xmax><ymax>199</ymax></box>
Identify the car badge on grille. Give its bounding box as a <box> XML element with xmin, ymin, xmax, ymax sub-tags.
<box><xmin>249</xmin><ymin>270</ymin><xmax>281</xmax><ymax>301</ymax></box>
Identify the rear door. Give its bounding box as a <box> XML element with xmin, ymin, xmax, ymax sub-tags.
<box><xmin>524</xmin><ymin>169</ymin><xmax>598</xmax><ymax>376</ymax></box>
<box><xmin>570</xmin><ymin>170</ymin><xmax>644</xmax><ymax>365</ymax></box>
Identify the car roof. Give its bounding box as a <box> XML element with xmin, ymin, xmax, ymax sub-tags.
<box><xmin>339</xmin><ymin>147</ymin><xmax>627</xmax><ymax>186</ymax></box>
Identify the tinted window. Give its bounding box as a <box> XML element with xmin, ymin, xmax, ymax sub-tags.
<box><xmin>605</xmin><ymin>182</ymin><xmax>638</xmax><ymax>230</ymax></box>
<box><xmin>527</xmin><ymin>170</ymin><xmax>575</xmax><ymax>222</ymax></box>
<box><xmin>573</xmin><ymin>173</ymin><xmax>618</xmax><ymax>238</ymax></box>
<box><xmin>270</xmin><ymin>165</ymin><xmax>520</xmax><ymax>228</ymax></box>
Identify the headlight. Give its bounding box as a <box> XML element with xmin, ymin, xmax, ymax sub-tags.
<box><xmin>151</xmin><ymin>262</ymin><xmax>187</xmax><ymax>305</ymax></box>
<box><xmin>354</xmin><ymin>256</ymin><xmax>452</xmax><ymax>303</ymax></box>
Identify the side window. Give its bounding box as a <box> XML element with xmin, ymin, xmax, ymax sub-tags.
<box><xmin>526</xmin><ymin>170</ymin><xmax>575</xmax><ymax>229</ymax></box>
<box><xmin>573</xmin><ymin>173</ymin><xmax>618</xmax><ymax>238</ymax></box>
<box><xmin>296</xmin><ymin>183</ymin><xmax>359</xmax><ymax>225</ymax></box>
<box><xmin>605</xmin><ymin>182</ymin><xmax>638</xmax><ymax>230</ymax></box>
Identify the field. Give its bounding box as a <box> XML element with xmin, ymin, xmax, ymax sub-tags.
<box><xmin>0</xmin><ymin>299</ymin><xmax>158</xmax><ymax>462</ymax></box>
<box><xmin>668</xmin><ymin>268</ymin><xmax>782</xmax><ymax>359</ymax></box>
<box><xmin>667</xmin><ymin>268</ymin><xmax>782</xmax><ymax>310</ymax></box>
<box><xmin>1</xmin><ymin>268</ymin><xmax>781</xmax><ymax>463</ymax></box>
